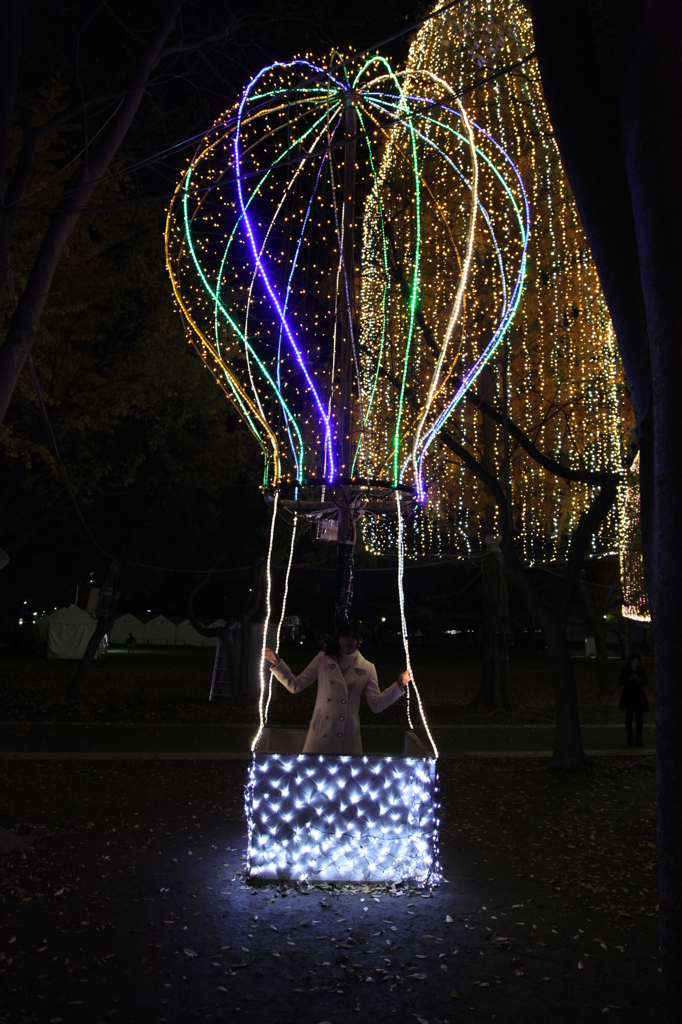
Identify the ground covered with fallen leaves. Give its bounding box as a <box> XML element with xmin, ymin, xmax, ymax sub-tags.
<box><xmin>0</xmin><ymin>757</ymin><xmax>658</xmax><ymax>1024</ymax></box>
<box><xmin>0</xmin><ymin>648</ymin><xmax>651</xmax><ymax>727</ymax></box>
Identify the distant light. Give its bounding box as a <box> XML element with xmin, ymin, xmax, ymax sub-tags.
<box><xmin>18</xmin><ymin>618</ymin><xmax>23</xmax><ymax>625</ymax></box>
<box><xmin>443</xmin><ymin>629</ymin><xmax>462</xmax><ymax>635</ymax></box>
<box><xmin>381</xmin><ymin>617</ymin><xmax>387</xmax><ymax>622</ymax></box>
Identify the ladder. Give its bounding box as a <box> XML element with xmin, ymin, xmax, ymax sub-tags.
<box><xmin>209</xmin><ymin>639</ymin><xmax>231</xmax><ymax>701</ymax></box>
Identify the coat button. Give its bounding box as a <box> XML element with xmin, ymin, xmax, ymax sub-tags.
<box><xmin>339</xmin><ymin>716</ymin><xmax>344</xmax><ymax>721</ymax></box>
<box><xmin>326</xmin><ymin>698</ymin><xmax>330</xmax><ymax>702</ymax></box>
<box><xmin>342</xmin><ymin>700</ymin><xmax>347</xmax><ymax>704</ymax></box>
<box><xmin>322</xmin><ymin>733</ymin><xmax>327</xmax><ymax>738</ymax></box>
<box><xmin>337</xmin><ymin>733</ymin><xmax>342</xmax><ymax>737</ymax></box>
<box><xmin>325</xmin><ymin>715</ymin><xmax>329</xmax><ymax>720</ymax></box>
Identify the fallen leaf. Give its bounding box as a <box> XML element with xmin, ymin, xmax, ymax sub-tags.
<box><xmin>408</xmin><ymin>973</ymin><xmax>428</xmax><ymax>980</ymax></box>
<box><xmin>445</xmin><ymin>915</ymin><xmax>453</xmax><ymax>923</ymax></box>
<box><xmin>244</xmin><ymin>993</ymin><xmax>254</xmax><ymax>1001</ymax></box>
<box><xmin>8</xmin><ymin>937</ymin><xmax>16</xmax><ymax>945</ymax></box>
<box><xmin>215</xmin><ymin>986</ymin><xmax>228</xmax><ymax>993</ymax></box>
<box><xmin>53</xmin><ymin>889</ymin><xmax>64</xmax><ymax>897</ymax></box>
<box><xmin>412</xmin><ymin>1016</ymin><xmax>429</xmax><ymax>1024</ymax></box>
<box><xmin>183</xmin><ymin>949</ymin><xmax>197</xmax><ymax>958</ymax></box>
<box><xmin>451</xmin><ymin>988</ymin><xmax>461</xmax><ymax>999</ymax></box>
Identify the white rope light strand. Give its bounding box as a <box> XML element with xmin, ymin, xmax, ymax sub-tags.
<box><xmin>253</xmin><ymin>490</ymin><xmax>280</xmax><ymax>752</ymax></box>
<box><xmin>396</xmin><ymin>490</ymin><xmax>439</xmax><ymax>758</ymax></box>
<box><xmin>263</xmin><ymin>512</ymin><xmax>298</xmax><ymax>727</ymax></box>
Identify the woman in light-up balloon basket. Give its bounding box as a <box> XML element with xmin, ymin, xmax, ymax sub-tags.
<box><xmin>264</xmin><ymin>619</ymin><xmax>409</xmax><ymax>755</ymax></box>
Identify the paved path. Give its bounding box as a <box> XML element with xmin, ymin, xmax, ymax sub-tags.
<box><xmin>0</xmin><ymin>721</ymin><xmax>656</xmax><ymax>758</ymax></box>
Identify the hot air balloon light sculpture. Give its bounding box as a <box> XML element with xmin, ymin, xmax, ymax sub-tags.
<box><xmin>166</xmin><ymin>54</ymin><xmax>528</xmax><ymax>883</ymax></box>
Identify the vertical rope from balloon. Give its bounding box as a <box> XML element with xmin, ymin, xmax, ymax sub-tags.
<box><xmin>396</xmin><ymin>490</ymin><xmax>439</xmax><ymax>758</ymax></box>
<box><xmin>263</xmin><ymin>513</ymin><xmax>298</xmax><ymax>729</ymax></box>
<box><xmin>253</xmin><ymin>490</ymin><xmax>280</xmax><ymax>752</ymax></box>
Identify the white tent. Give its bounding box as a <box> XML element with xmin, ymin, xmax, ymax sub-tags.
<box><xmin>108</xmin><ymin>612</ymin><xmax>145</xmax><ymax>645</ymax></box>
<box><xmin>143</xmin><ymin>614</ymin><xmax>176</xmax><ymax>645</ymax></box>
<box><xmin>38</xmin><ymin>605</ymin><xmax>96</xmax><ymax>659</ymax></box>
<box><xmin>174</xmin><ymin>618</ymin><xmax>216</xmax><ymax>647</ymax></box>
<box><xmin>206</xmin><ymin>618</ymin><xmax>227</xmax><ymax>631</ymax></box>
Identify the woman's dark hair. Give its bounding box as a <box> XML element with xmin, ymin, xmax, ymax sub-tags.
<box><xmin>325</xmin><ymin>618</ymin><xmax>365</xmax><ymax>659</ymax></box>
<box><xmin>630</xmin><ymin>652</ymin><xmax>641</xmax><ymax>665</ymax></box>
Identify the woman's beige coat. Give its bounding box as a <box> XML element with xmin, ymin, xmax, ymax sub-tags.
<box><xmin>270</xmin><ymin>650</ymin><xmax>404</xmax><ymax>755</ymax></box>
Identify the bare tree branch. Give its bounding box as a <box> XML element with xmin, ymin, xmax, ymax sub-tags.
<box><xmin>0</xmin><ymin>0</ymin><xmax>186</xmax><ymax>425</ymax></box>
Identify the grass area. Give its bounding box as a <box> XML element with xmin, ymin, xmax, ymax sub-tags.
<box><xmin>0</xmin><ymin>645</ymin><xmax>653</xmax><ymax>726</ymax></box>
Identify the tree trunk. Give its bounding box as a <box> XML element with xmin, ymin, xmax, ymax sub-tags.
<box><xmin>544</xmin><ymin>617</ymin><xmax>588</xmax><ymax>770</ymax></box>
<box><xmin>187</xmin><ymin>576</ymin><xmax>238</xmax><ymax>696</ymax></box>
<box><xmin>222</xmin><ymin>626</ymin><xmax>239</xmax><ymax>698</ymax></box>
<box><xmin>471</xmin><ymin>535</ymin><xmax>514</xmax><ymax>711</ymax></box>
<box><xmin>500</xmin><ymin>537</ymin><xmax>587</xmax><ymax>769</ymax></box>
<box><xmin>579</xmin><ymin>575</ymin><xmax>612</xmax><ymax>696</ymax></box>
<box><xmin>527</xmin><ymin>3</ymin><xmax>682</xmax><ymax>1014</ymax></box>
<box><xmin>70</xmin><ymin>619</ymin><xmax>109</xmax><ymax>696</ymax></box>
<box><xmin>238</xmin><ymin>562</ymin><xmax>264</xmax><ymax>702</ymax></box>
<box><xmin>619</xmin><ymin>13</ymin><xmax>682</xmax><ymax>1019</ymax></box>
<box><xmin>438</xmin><ymin>430</ymin><xmax>615</xmax><ymax>767</ymax></box>
<box><xmin>618</xmin><ymin>614</ymin><xmax>630</xmax><ymax>661</ymax></box>
<box><xmin>69</xmin><ymin>560</ymin><xmax>120</xmax><ymax>697</ymax></box>
<box><xmin>0</xmin><ymin>0</ymin><xmax>185</xmax><ymax>425</ymax></box>
<box><xmin>0</xmin><ymin>0</ymin><xmax>23</xmax><ymax>303</ymax></box>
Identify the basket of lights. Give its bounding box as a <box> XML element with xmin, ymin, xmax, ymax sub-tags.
<box><xmin>246</xmin><ymin>728</ymin><xmax>440</xmax><ymax>884</ymax></box>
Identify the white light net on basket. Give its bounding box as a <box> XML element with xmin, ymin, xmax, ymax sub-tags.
<box><xmin>246</xmin><ymin>753</ymin><xmax>440</xmax><ymax>884</ymax></box>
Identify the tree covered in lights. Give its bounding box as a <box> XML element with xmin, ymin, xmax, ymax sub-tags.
<box><xmin>360</xmin><ymin>0</ymin><xmax>634</xmax><ymax>562</ymax></box>
<box><xmin>352</xmin><ymin>1</ymin><xmax>634</xmax><ymax>755</ymax></box>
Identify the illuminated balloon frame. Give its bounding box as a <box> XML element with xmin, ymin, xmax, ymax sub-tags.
<box><xmin>165</xmin><ymin>56</ymin><xmax>528</xmax><ymax>498</ymax></box>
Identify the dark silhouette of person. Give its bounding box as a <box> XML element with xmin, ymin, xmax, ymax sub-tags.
<box><xmin>618</xmin><ymin>653</ymin><xmax>649</xmax><ymax>747</ymax></box>
<box><xmin>124</xmin><ymin>632</ymin><xmax>137</xmax><ymax>652</ymax></box>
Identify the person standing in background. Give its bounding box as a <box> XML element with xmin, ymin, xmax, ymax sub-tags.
<box><xmin>618</xmin><ymin>652</ymin><xmax>649</xmax><ymax>747</ymax></box>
